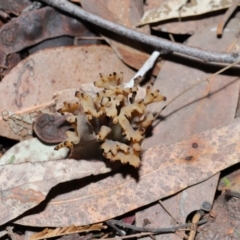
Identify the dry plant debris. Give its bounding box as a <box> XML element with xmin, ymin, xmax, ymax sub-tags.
<box><xmin>30</xmin><ymin>223</ymin><xmax>106</xmax><ymax>240</ymax></box>
<box><xmin>81</xmin><ymin>0</ymin><xmax>161</xmax><ymax>76</ymax></box>
<box><xmin>1</xmin><ymin>0</ymin><xmax>240</xmax><ymax>238</ymax></box>
<box><xmin>0</xmin><ymin>45</ymin><xmax>135</xmax><ymax>141</ymax></box>
<box><xmin>36</xmin><ymin>72</ymin><xmax>166</xmax><ymax>167</ymax></box>
<box><xmin>139</xmin><ymin>0</ymin><xmax>238</xmax><ymax>26</ymax></box>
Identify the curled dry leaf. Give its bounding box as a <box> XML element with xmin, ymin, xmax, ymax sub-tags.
<box><xmin>139</xmin><ymin>0</ymin><xmax>236</xmax><ymax>26</ymax></box>
<box><xmin>33</xmin><ymin>114</ymin><xmax>72</xmax><ymax>143</ymax></box>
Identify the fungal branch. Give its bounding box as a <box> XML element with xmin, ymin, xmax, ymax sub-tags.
<box><xmin>34</xmin><ymin>72</ymin><xmax>166</xmax><ymax>167</ymax></box>
<box><xmin>56</xmin><ymin>72</ymin><xmax>166</xmax><ymax>167</ymax></box>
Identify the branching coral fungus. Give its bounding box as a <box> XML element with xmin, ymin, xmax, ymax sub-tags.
<box><xmin>34</xmin><ymin>72</ymin><xmax>166</xmax><ymax>167</ymax></box>
<box><xmin>54</xmin><ymin>72</ymin><xmax>166</xmax><ymax>167</ymax></box>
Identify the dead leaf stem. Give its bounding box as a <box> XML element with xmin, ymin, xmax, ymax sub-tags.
<box><xmin>188</xmin><ymin>210</ymin><xmax>205</xmax><ymax>240</ymax></box>
<box><xmin>217</xmin><ymin>0</ymin><xmax>240</xmax><ymax>36</ymax></box>
<box><xmin>0</xmin><ymin>100</ymin><xmax>55</xmax><ymax>121</ymax></box>
<box><xmin>125</xmin><ymin>51</ymin><xmax>161</xmax><ymax>88</ymax></box>
<box><xmin>106</xmin><ymin>218</ymin><xmax>207</xmax><ymax>235</ymax></box>
<box><xmin>39</xmin><ymin>0</ymin><xmax>240</xmax><ymax>64</ymax></box>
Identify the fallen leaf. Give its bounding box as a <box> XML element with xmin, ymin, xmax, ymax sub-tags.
<box><xmin>0</xmin><ymin>6</ymin><xmax>90</xmax><ymax>66</ymax></box>
<box><xmin>15</xmin><ymin>117</ymin><xmax>240</xmax><ymax>226</ymax></box>
<box><xmin>0</xmin><ymin>45</ymin><xmax>135</xmax><ymax>140</ymax></box>
<box><xmin>161</xmin><ymin>174</ymin><xmax>219</xmax><ymax>222</ymax></box>
<box><xmin>0</xmin><ymin>0</ymin><xmax>32</xmax><ymax>15</ymax></box>
<box><xmin>0</xmin><ymin>138</ymin><xmax>69</xmax><ymax>165</ymax></box>
<box><xmin>14</xmin><ymin>18</ymin><xmax>240</xmax><ymax>227</ymax></box>
<box><xmin>136</xmin><ymin>174</ymin><xmax>219</xmax><ymax>240</ymax></box>
<box><xmin>136</xmin><ymin>203</ymin><xmax>183</xmax><ymax>240</ymax></box>
<box><xmin>152</xmin><ymin>14</ymin><xmax>228</xmax><ymax>35</ymax></box>
<box><xmin>144</xmin><ymin>18</ymin><xmax>240</xmax><ymax>148</ymax></box>
<box><xmin>140</xmin><ymin>17</ymin><xmax>240</xmax><ymax>232</ymax></box>
<box><xmin>153</xmin><ymin>2</ymin><xmax>240</xmax><ymax>35</ymax></box>
<box><xmin>0</xmin><ymin>144</ymin><xmax>110</xmax><ymax>225</ymax></box>
<box><xmin>30</xmin><ymin>224</ymin><xmax>105</xmax><ymax>240</ymax></box>
<box><xmin>139</xmin><ymin>0</ymin><xmax>237</xmax><ymax>26</ymax></box>
<box><xmin>81</xmin><ymin>0</ymin><xmax>161</xmax><ymax>75</ymax></box>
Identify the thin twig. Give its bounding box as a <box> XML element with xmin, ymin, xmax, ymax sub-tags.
<box><xmin>0</xmin><ymin>100</ymin><xmax>55</xmax><ymax>121</ymax></box>
<box><xmin>106</xmin><ymin>218</ymin><xmax>207</xmax><ymax>234</ymax></box>
<box><xmin>94</xmin><ymin>232</ymin><xmax>153</xmax><ymax>240</ymax></box>
<box><xmin>39</xmin><ymin>0</ymin><xmax>240</xmax><ymax>64</ymax></box>
<box><xmin>188</xmin><ymin>210</ymin><xmax>205</xmax><ymax>240</ymax></box>
<box><xmin>217</xmin><ymin>0</ymin><xmax>240</xmax><ymax>36</ymax></box>
<box><xmin>106</xmin><ymin>220</ymin><xmax>126</xmax><ymax>236</ymax></box>
<box><xmin>6</xmin><ymin>227</ymin><xmax>16</xmax><ymax>240</ymax></box>
<box><xmin>125</xmin><ymin>51</ymin><xmax>161</xmax><ymax>88</ymax></box>
<box><xmin>153</xmin><ymin>59</ymin><xmax>240</xmax><ymax>123</ymax></box>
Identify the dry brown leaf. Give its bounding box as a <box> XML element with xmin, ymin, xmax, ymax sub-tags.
<box><xmin>136</xmin><ymin>174</ymin><xmax>219</xmax><ymax>240</ymax></box>
<box><xmin>143</xmin><ymin>0</ymin><xmax>237</xmax><ymax>34</ymax></box>
<box><xmin>30</xmin><ymin>223</ymin><xmax>106</xmax><ymax>240</ymax></box>
<box><xmin>11</xmin><ymin>19</ymin><xmax>240</xmax><ymax>227</ymax></box>
<box><xmin>0</xmin><ymin>0</ymin><xmax>32</xmax><ymax>15</ymax></box>
<box><xmin>0</xmin><ymin>6</ymin><xmax>90</xmax><ymax>68</ymax></box>
<box><xmin>0</xmin><ymin>45</ymin><xmax>135</xmax><ymax>140</ymax></box>
<box><xmin>15</xmin><ymin>117</ymin><xmax>240</xmax><ymax>226</ymax></box>
<box><xmin>160</xmin><ymin>174</ymin><xmax>219</xmax><ymax>221</ymax></box>
<box><xmin>140</xmin><ymin>0</ymin><xmax>237</xmax><ymax>26</ymax></box>
<box><xmin>0</xmin><ymin>138</ymin><xmax>69</xmax><ymax>165</ymax></box>
<box><xmin>153</xmin><ymin>15</ymin><xmax>228</xmax><ymax>35</ymax></box>
<box><xmin>81</xmin><ymin>0</ymin><xmax>161</xmax><ymax>75</ymax></box>
<box><xmin>136</xmin><ymin>203</ymin><xmax>183</xmax><ymax>240</ymax></box>
<box><xmin>144</xmin><ymin>18</ymin><xmax>240</xmax><ymax>148</ymax></box>
<box><xmin>0</xmin><ymin>154</ymin><xmax>110</xmax><ymax>226</ymax></box>
<box><xmin>139</xmin><ymin>18</ymin><xmax>240</xmax><ymax>232</ymax></box>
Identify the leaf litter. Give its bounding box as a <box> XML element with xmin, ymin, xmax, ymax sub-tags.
<box><xmin>0</xmin><ymin>45</ymin><xmax>135</xmax><ymax>140</ymax></box>
<box><xmin>81</xmin><ymin>0</ymin><xmax>161</xmax><ymax>76</ymax></box>
<box><xmin>136</xmin><ymin>17</ymin><xmax>240</xmax><ymax>239</ymax></box>
<box><xmin>0</xmin><ymin>1</ymin><xmax>240</xmax><ymax>239</ymax></box>
<box><xmin>139</xmin><ymin>0</ymin><xmax>238</xmax><ymax>26</ymax></box>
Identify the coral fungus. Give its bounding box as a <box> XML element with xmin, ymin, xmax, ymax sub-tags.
<box><xmin>34</xmin><ymin>72</ymin><xmax>166</xmax><ymax>167</ymax></box>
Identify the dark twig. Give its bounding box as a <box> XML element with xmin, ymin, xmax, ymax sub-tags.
<box><xmin>106</xmin><ymin>218</ymin><xmax>207</xmax><ymax>234</ymax></box>
<box><xmin>217</xmin><ymin>0</ymin><xmax>240</xmax><ymax>36</ymax></box>
<box><xmin>106</xmin><ymin>220</ymin><xmax>126</xmax><ymax>236</ymax></box>
<box><xmin>39</xmin><ymin>0</ymin><xmax>240</xmax><ymax>64</ymax></box>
